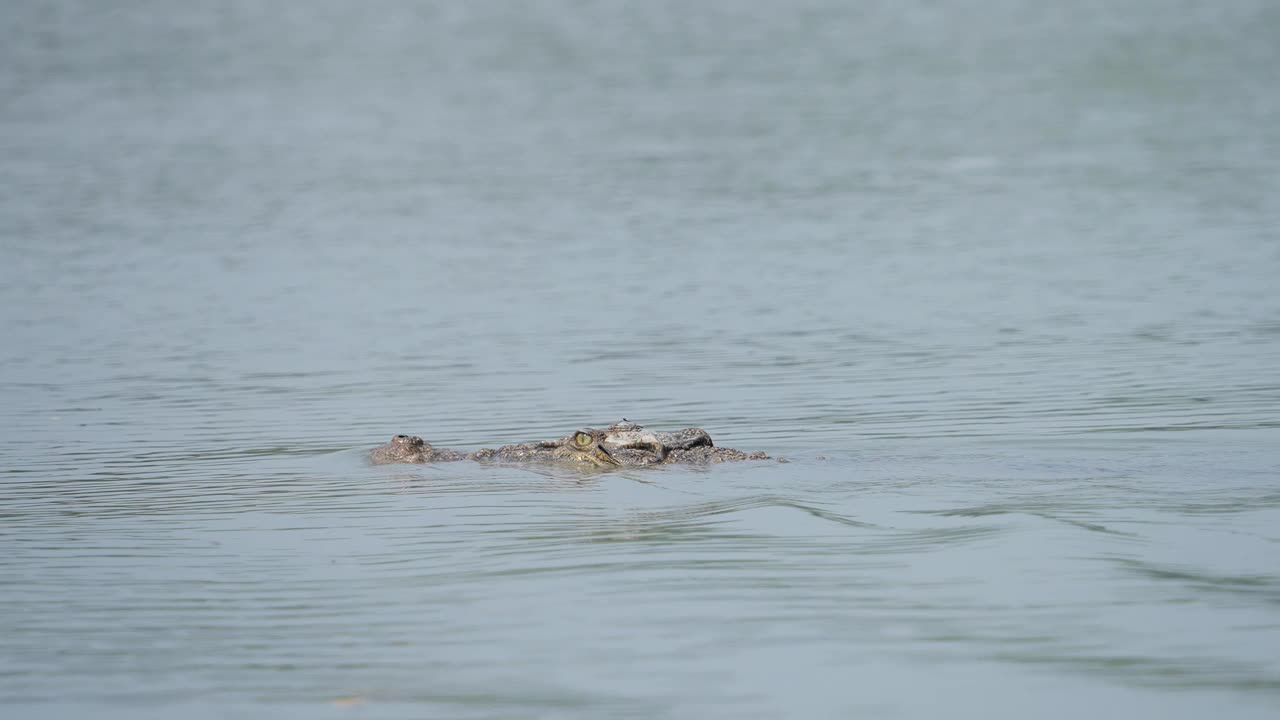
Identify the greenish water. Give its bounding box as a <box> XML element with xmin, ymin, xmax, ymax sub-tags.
<box><xmin>2</xmin><ymin>1</ymin><xmax>1278</xmax><ymax>718</ymax></box>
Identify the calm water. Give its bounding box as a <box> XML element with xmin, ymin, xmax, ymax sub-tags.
<box><xmin>2</xmin><ymin>1</ymin><xmax>1279</xmax><ymax>718</ymax></box>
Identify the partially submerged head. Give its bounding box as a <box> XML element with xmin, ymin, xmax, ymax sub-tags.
<box><xmin>369</xmin><ymin>434</ymin><xmax>431</xmax><ymax>464</ymax></box>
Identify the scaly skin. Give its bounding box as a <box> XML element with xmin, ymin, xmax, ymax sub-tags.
<box><xmin>468</xmin><ymin>428</ymin><xmax>620</xmax><ymax>467</ymax></box>
<box><xmin>599</xmin><ymin>420</ymin><xmax>769</xmax><ymax>464</ymax></box>
<box><xmin>369</xmin><ymin>421</ymin><xmax>769</xmax><ymax>466</ymax></box>
<box><xmin>368</xmin><ymin>434</ymin><xmax>468</xmax><ymax>464</ymax></box>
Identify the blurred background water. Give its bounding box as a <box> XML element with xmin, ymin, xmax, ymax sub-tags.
<box><xmin>2</xmin><ymin>1</ymin><xmax>1279</xmax><ymax>718</ymax></box>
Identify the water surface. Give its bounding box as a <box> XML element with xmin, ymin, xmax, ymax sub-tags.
<box><xmin>2</xmin><ymin>1</ymin><xmax>1279</xmax><ymax>718</ymax></box>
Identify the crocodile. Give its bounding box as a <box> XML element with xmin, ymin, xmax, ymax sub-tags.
<box><xmin>368</xmin><ymin>420</ymin><xmax>769</xmax><ymax>466</ymax></box>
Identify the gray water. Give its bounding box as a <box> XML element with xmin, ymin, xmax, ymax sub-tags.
<box><xmin>2</xmin><ymin>1</ymin><xmax>1279</xmax><ymax>718</ymax></box>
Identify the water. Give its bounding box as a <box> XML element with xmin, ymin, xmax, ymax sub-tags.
<box><xmin>2</xmin><ymin>1</ymin><xmax>1279</xmax><ymax>717</ymax></box>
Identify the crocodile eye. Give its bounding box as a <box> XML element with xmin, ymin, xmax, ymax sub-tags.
<box><xmin>574</xmin><ymin>432</ymin><xmax>593</xmax><ymax>447</ymax></box>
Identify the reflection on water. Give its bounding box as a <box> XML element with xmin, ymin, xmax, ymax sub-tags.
<box><xmin>2</xmin><ymin>0</ymin><xmax>1279</xmax><ymax>718</ymax></box>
